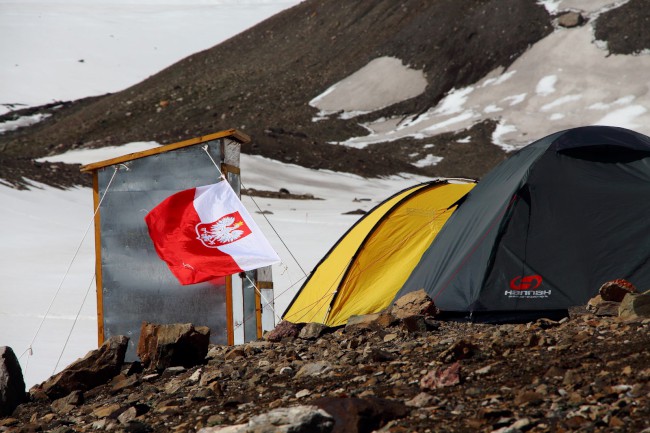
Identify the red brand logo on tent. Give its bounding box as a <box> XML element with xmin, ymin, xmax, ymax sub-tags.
<box><xmin>510</xmin><ymin>275</ymin><xmax>543</xmax><ymax>291</ymax></box>
<box><xmin>196</xmin><ymin>211</ymin><xmax>252</xmax><ymax>248</ymax></box>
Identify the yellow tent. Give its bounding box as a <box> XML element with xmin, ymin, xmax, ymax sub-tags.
<box><xmin>282</xmin><ymin>180</ymin><xmax>475</xmax><ymax>326</ymax></box>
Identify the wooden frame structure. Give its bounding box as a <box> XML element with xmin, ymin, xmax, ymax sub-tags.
<box><xmin>80</xmin><ymin>129</ymin><xmax>267</xmax><ymax>353</ymax></box>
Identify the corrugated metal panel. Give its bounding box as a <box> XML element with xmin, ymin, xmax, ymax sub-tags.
<box><xmin>97</xmin><ymin>139</ymin><xmax>233</xmax><ymax>360</ymax></box>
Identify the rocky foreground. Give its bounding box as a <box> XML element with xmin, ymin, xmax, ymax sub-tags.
<box><xmin>1</xmin><ymin>289</ymin><xmax>650</xmax><ymax>433</ymax></box>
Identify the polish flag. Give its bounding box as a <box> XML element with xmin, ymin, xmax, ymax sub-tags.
<box><xmin>145</xmin><ymin>180</ymin><xmax>280</xmax><ymax>285</ymax></box>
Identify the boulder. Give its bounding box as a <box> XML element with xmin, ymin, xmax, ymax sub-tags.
<box><xmin>586</xmin><ymin>295</ymin><xmax>620</xmax><ymax>317</ymax></box>
<box><xmin>51</xmin><ymin>390</ymin><xmax>84</xmax><ymax>414</ymax></box>
<box><xmin>137</xmin><ymin>322</ymin><xmax>210</xmax><ymax>371</ymax></box>
<box><xmin>265</xmin><ymin>320</ymin><xmax>303</xmax><ymax>342</ymax></box>
<box><xmin>38</xmin><ymin>335</ymin><xmax>128</xmax><ymax>400</ymax></box>
<box><xmin>197</xmin><ymin>405</ymin><xmax>334</xmax><ymax>433</ymax></box>
<box><xmin>391</xmin><ymin>289</ymin><xmax>439</xmax><ymax>320</ymax></box>
<box><xmin>0</xmin><ymin>346</ymin><xmax>27</xmax><ymax>416</ymax></box>
<box><xmin>599</xmin><ymin>279</ymin><xmax>637</xmax><ymax>302</ymax></box>
<box><xmin>619</xmin><ymin>290</ymin><xmax>650</xmax><ymax>319</ymax></box>
<box><xmin>311</xmin><ymin>397</ymin><xmax>408</xmax><ymax>433</ymax></box>
<box><xmin>345</xmin><ymin>312</ymin><xmax>396</xmax><ymax>332</ymax></box>
<box><xmin>557</xmin><ymin>11</ymin><xmax>584</xmax><ymax>28</ymax></box>
<box><xmin>299</xmin><ymin>322</ymin><xmax>329</xmax><ymax>340</ymax></box>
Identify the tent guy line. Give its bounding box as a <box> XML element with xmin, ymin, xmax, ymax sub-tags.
<box><xmin>201</xmin><ymin>141</ymin><xmax>309</xmax><ymax>278</ymax></box>
<box><xmin>20</xmin><ymin>165</ymin><xmax>124</xmax><ymax>377</ymax></box>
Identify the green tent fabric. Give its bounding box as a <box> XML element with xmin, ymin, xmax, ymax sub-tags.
<box><xmin>394</xmin><ymin>126</ymin><xmax>650</xmax><ymax>322</ymax></box>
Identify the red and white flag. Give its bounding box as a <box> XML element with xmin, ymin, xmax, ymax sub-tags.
<box><xmin>145</xmin><ymin>180</ymin><xmax>280</xmax><ymax>285</ymax></box>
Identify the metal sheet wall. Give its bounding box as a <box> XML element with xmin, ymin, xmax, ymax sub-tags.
<box><xmin>97</xmin><ymin>140</ymin><xmax>233</xmax><ymax>360</ymax></box>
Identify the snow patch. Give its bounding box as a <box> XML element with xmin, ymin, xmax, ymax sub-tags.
<box><xmin>502</xmin><ymin>93</ymin><xmax>527</xmax><ymax>106</ymax></box>
<box><xmin>434</xmin><ymin>87</ymin><xmax>474</xmax><ymax>115</ymax></box>
<box><xmin>595</xmin><ymin>105</ymin><xmax>647</xmax><ymax>128</ymax></box>
<box><xmin>37</xmin><ymin>142</ymin><xmax>161</xmax><ymax>164</ymax></box>
<box><xmin>412</xmin><ymin>154</ymin><xmax>443</xmax><ymax>168</ymax></box>
<box><xmin>309</xmin><ymin>57</ymin><xmax>427</xmax><ymax>119</ymax></box>
<box><xmin>537</xmin><ymin>0</ymin><xmax>561</xmax><ymax>14</ymax></box>
<box><xmin>0</xmin><ymin>113</ymin><xmax>51</xmax><ymax>134</ymax></box>
<box><xmin>484</xmin><ymin>104</ymin><xmax>503</xmax><ymax>113</ymax></box>
<box><xmin>492</xmin><ymin>121</ymin><xmax>519</xmax><ymax>152</ymax></box>
<box><xmin>536</xmin><ymin>75</ymin><xmax>557</xmax><ymax>96</ymax></box>
<box><xmin>541</xmin><ymin>94</ymin><xmax>582</xmax><ymax>111</ymax></box>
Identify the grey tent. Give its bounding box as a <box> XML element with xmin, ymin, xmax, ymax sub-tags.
<box><xmin>393</xmin><ymin>126</ymin><xmax>650</xmax><ymax>322</ymax></box>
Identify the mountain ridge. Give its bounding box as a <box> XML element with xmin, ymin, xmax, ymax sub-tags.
<box><xmin>1</xmin><ymin>0</ymin><xmax>556</xmax><ymax>188</ymax></box>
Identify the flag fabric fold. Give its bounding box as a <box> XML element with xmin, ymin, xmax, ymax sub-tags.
<box><xmin>145</xmin><ymin>180</ymin><xmax>280</xmax><ymax>285</ymax></box>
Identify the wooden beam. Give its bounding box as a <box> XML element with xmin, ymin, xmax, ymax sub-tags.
<box><xmin>92</xmin><ymin>172</ymin><xmax>105</xmax><ymax>347</ymax></box>
<box><xmin>80</xmin><ymin>129</ymin><xmax>250</xmax><ymax>172</ymax></box>
<box><xmin>255</xmin><ymin>279</ymin><xmax>263</xmax><ymax>340</ymax></box>
<box><xmin>226</xmin><ymin>275</ymin><xmax>234</xmax><ymax>346</ymax></box>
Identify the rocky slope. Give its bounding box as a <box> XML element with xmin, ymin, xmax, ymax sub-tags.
<box><xmin>5</xmin><ymin>0</ymin><xmax>643</xmax><ymax>189</ymax></box>
<box><xmin>2</xmin><ymin>0</ymin><xmax>649</xmax><ymax>190</ymax></box>
<box><xmin>2</xmin><ymin>304</ymin><xmax>650</xmax><ymax>433</ymax></box>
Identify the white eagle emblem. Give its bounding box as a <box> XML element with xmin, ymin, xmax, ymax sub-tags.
<box><xmin>196</xmin><ymin>211</ymin><xmax>251</xmax><ymax>248</ymax></box>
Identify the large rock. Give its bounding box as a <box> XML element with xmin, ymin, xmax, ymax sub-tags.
<box><xmin>137</xmin><ymin>322</ymin><xmax>210</xmax><ymax>371</ymax></box>
<box><xmin>599</xmin><ymin>279</ymin><xmax>637</xmax><ymax>302</ymax></box>
<box><xmin>299</xmin><ymin>322</ymin><xmax>329</xmax><ymax>340</ymax></box>
<box><xmin>586</xmin><ymin>295</ymin><xmax>620</xmax><ymax>317</ymax></box>
<box><xmin>345</xmin><ymin>312</ymin><xmax>396</xmax><ymax>332</ymax></box>
<box><xmin>0</xmin><ymin>346</ymin><xmax>27</xmax><ymax>416</ymax></box>
<box><xmin>557</xmin><ymin>11</ymin><xmax>585</xmax><ymax>28</ymax></box>
<box><xmin>38</xmin><ymin>335</ymin><xmax>128</xmax><ymax>400</ymax></box>
<box><xmin>391</xmin><ymin>289</ymin><xmax>439</xmax><ymax>319</ymax></box>
<box><xmin>265</xmin><ymin>320</ymin><xmax>304</xmax><ymax>342</ymax></box>
<box><xmin>197</xmin><ymin>405</ymin><xmax>334</xmax><ymax>433</ymax></box>
<box><xmin>311</xmin><ymin>397</ymin><xmax>408</xmax><ymax>433</ymax></box>
<box><xmin>619</xmin><ymin>290</ymin><xmax>650</xmax><ymax>319</ymax></box>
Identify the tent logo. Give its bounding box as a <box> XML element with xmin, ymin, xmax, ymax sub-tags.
<box><xmin>505</xmin><ymin>275</ymin><xmax>550</xmax><ymax>299</ymax></box>
<box><xmin>510</xmin><ymin>275</ymin><xmax>543</xmax><ymax>291</ymax></box>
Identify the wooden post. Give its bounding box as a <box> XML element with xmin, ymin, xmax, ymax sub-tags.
<box><xmin>92</xmin><ymin>171</ymin><xmax>105</xmax><ymax>347</ymax></box>
<box><xmin>226</xmin><ymin>275</ymin><xmax>234</xmax><ymax>345</ymax></box>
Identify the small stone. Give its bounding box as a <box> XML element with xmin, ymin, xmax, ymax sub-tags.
<box><xmin>93</xmin><ymin>403</ymin><xmax>122</xmax><ymax>418</ymax></box>
<box><xmin>295</xmin><ymin>389</ymin><xmax>312</xmax><ymax>398</ymax></box>
<box><xmin>440</xmin><ymin>339</ymin><xmax>476</xmax><ymax>362</ymax></box>
<box><xmin>295</xmin><ymin>361</ymin><xmax>332</xmax><ymax>378</ymax></box>
<box><xmin>51</xmin><ymin>390</ymin><xmax>83</xmax><ymax>414</ymax></box>
<box><xmin>189</xmin><ymin>368</ymin><xmax>202</xmax><ymax>383</ymax></box>
<box><xmin>111</xmin><ymin>374</ymin><xmax>139</xmax><ymax>392</ymax></box>
<box><xmin>475</xmin><ymin>363</ymin><xmax>499</xmax><ymax>376</ymax></box>
<box><xmin>514</xmin><ymin>391</ymin><xmax>544</xmax><ymax>406</ymax></box>
<box><xmin>405</xmin><ymin>392</ymin><xmax>435</xmax><ymax>408</ymax></box>
<box><xmin>401</xmin><ymin>315</ymin><xmax>428</xmax><ymax>333</ymax></box>
<box><xmin>118</xmin><ymin>406</ymin><xmax>138</xmax><ymax>424</ymax></box>
<box><xmin>420</xmin><ymin>362</ymin><xmax>461</xmax><ymax>390</ymax></box>
<box><xmin>224</xmin><ymin>348</ymin><xmax>245</xmax><ymax>360</ymax></box>
<box><xmin>383</xmin><ymin>333</ymin><xmax>398</xmax><ymax>343</ymax></box>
